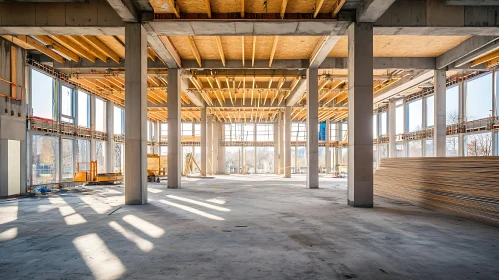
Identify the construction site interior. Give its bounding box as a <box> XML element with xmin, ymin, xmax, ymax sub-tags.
<box><xmin>0</xmin><ymin>0</ymin><xmax>498</xmax><ymax>279</ymax></box>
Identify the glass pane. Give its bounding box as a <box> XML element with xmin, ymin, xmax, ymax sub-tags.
<box><xmin>330</xmin><ymin>123</ymin><xmax>337</xmax><ymax>141</ymax></box>
<box><xmin>256</xmin><ymin>124</ymin><xmax>273</xmax><ymax>141</ymax></box>
<box><xmin>379</xmin><ymin>144</ymin><xmax>388</xmax><ymax>159</ymax></box>
<box><xmin>408</xmin><ymin>140</ymin><xmax>422</xmax><ymax>157</ymax></box>
<box><xmin>61</xmin><ymin>85</ymin><xmax>73</xmax><ymax>122</ymax></box>
<box><xmin>396</xmin><ymin>143</ymin><xmax>405</xmax><ymax>158</ymax></box>
<box><xmin>446</xmin><ymin>86</ymin><xmax>459</xmax><ymax>124</ymax></box>
<box><xmin>380</xmin><ymin>112</ymin><xmax>387</xmax><ymax>136</ymax></box>
<box><xmin>446</xmin><ymin>136</ymin><xmax>459</xmax><ymax>157</ymax></box>
<box><xmin>466</xmin><ymin>73</ymin><xmax>492</xmax><ymax>121</ymax></box>
<box><xmin>76</xmin><ymin>139</ymin><xmax>90</xmax><ymax>164</ymax></box>
<box><xmin>256</xmin><ymin>147</ymin><xmax>274</xmax><ymax>174</ymax></box>
<box><xmin>32</xmin><ymin>135</ymin><xmax>58</xmax><ymax>184</ymax></box>
<box><xmin>114</xmin><ymin>106</ymin><xmax>123</xmax><ymax>135</ymax></box>
<box><xmin>114</xmin><ymin>143</ymin><xmax>124</xmax><ymax>172</ymax></box>
<box><xmin>396</xmin><ymin>106</ymin><xmax>404</xmax><ymax>134</ymax></box>
<box><xmin>225</xmin><ymin>147</ymin><xmax>240</xmax><ymax>174</ymax></box>
<box><xmin>77</xmin><ymin>90</ymin><xmax>89</xmax><ymax>127</ymax></box>
<box><xmin>425</xmin><ymin>139</ymin><xmax>434</xmax><ymax>157</ymax></box>
<box><xmin>31</xmin><ymin>69</ymin><xmax>54</xmax><ymax>120</ymax></box>
<box><xmin>244</xmin><ymin>147</ymin><xmax>255</xmax><ymax>174</ymax></box>
<box><xmin>296</xmin><ymin>147</ymin><xmax>307</xmax><ymax>174</ymax></box>
<box><xmin>373</xmin><ymin>115</ymin><xmax>377</xmax><ymax>139</ymax></box>
<box><xmin>407</xmin><ymin>99</ymin><xmax>423</xmax><ymax>132</ymax></box>
<box><xmin>464</xmin><ymin>132</ymin><xmax>492</xmax><ymax>156</ymax></box>
<box><xmin>373</xmin><ymin>145</ymin><xmax>377</xmax><ymax>169</ymax></box>
<box><xmin>95</xmin><ymin>98</ymin><xmax>106</xmax><ymax>132</ymax></box>
<box><xmin>291</xmin><ymin>147</ymin><xmax>296</xmax><ymax>173</ymax></box>
<box><xmin>425</xmin><ymin>95</ymin><xmax>434</xmax><ymax>128</ymax></box>
<box><xmin>96</xmin><ymin>140</ymin><xmax>106</xmax><ymax>172</ymax></box>
<box><xmin>318</xmin><ymin>147</ymin><xmax>326</xmax><ymax>173</ymax></box>
<box><xmin>160</xmin><ymin>146</ymin><xmax>168</xmax><ymax>156</ymax></box>
<box><xmin>61</xmin><ymin>139</ymin><xmax>73</xmax><ymax>180</ymax></box>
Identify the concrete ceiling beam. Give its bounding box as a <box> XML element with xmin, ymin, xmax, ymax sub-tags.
<box><xmin>285</xmin><ymin>78</ymin><xmax>307</xmax><ymax>107</ymax></box>
<box><xmin>310</xmin><ymin>36</ymin><xmax>341</xmax><ymax>68</ymax></box>
<box><xmin>357</xmin><ymin>0</ymin><xmax>397</xmax><ymax>23</ymax></box>
<box><xmin>373</xmin><ymin>70</ymin><xmax>435</xmax><ymax>104</ymax></box>
<box><xmin>143</xmin><ymin>23</ymin><xmax>181</xmax><ymax>68</ymax></box>
<box><xmin>180</xmin><ymin>74</ymin><xmax>205</xmax><ymax>107</ymax></box>
<box><xmin>445</xmin><ymin>0</ymin><xmax>499</xmax><ymax>5</ymax></box>
<box><xmin>104</xmin><ymin>0</ymin><xmax>140</xmax><ymax>22</ymax></box>
<box><xmin>436</xmin><ymin>36</ymin><xmax>499</xmax><ymax>69</ymax></box>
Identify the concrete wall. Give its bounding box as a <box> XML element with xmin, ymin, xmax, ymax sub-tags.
<box><xmin>0</xmin><ymin>37</ymin><xmax>27</xmax><ymax>197</ymax></box>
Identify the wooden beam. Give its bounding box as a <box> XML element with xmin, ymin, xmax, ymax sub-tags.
<box><xmin>16</xmin><ymin>35</ymin><xmax>64</xmax><ymax>63</ymax></box>
<box><xmin>252</xmin><ymin>36</ymin><xmax>256</xmax><ymax>67</ymax></box>
<box><xmin>50</xmin><ymin>35</ymin><xmax>97</xmax><ymax>63</ymax></box>
<box><xmin>204</xmin><ymin>0</ymin><xmax>212</xmax><ymax>18</ymax></box>
<box><xmin>269</xmin><ymin>36</ymin><xmax>279</xmax><ymax>67</ymax></box>
<box><xmin>332</xmin><ymin>0</ymin><xmax>346</xmax><ymax>17</ymax></box>
<box><xmin>68</xmin><ymin>35</ymin><xmax>108</xmax><ymax>62</ymax></box>
<box><xmin>10</xmin><ymin>45</ymin><xmax>16</xmax><ymax>98</ymax></box>
<box><xmin>215</xmin><ymin>36</ymin><xmax>226</xmax><ymax>66</ymax></box>
<box><xmin>188</xmin><ymin>36</ymin><xmax>202</xmax><ymax>67</ymax></box>
<box><xmin>241</xmin><ymin>0</ymin><xmax>244</xmax><ymax>18</ymax></box>
<box><xmin>168</xmin><ymin>0</ymin><xmax>181</xmax><ymax>18</ymax></box>
<box><xmin>241</xmin><ymin>36</ymin><xmax>245</xmax><ymax>67</ymax></box>
<box><xmin>34</xmin><ymin>35</ymin><xmax>80</xmax><ymax>62</ymax></box>
<box><xmin>158</xmin><ymin>36</ymin><xmax>182</xmax><ymax>67</ymax></box>
<box><xmin>314</xmin><ymin>0</ymin><xmax>325</xmax><ymax>18</ymax></box>
<box><xmin>472</xmin><ymin>49</ymin><xmax>499</xmax><ymax>66</ymax></box>
<box><xmin>280</xmin><ymin>0</ymin><xmax>288</xmax><ymax>19</ymax></box>
<box><xmin>83</xmin><ymin>36</ymin><xmax>121</xmax><ymax>63</ymax></box>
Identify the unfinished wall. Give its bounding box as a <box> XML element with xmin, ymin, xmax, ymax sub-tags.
<box><xmin>0</xmin><ymin>37</ymin><xmax>27</xmax><ymax>197</ymax></box>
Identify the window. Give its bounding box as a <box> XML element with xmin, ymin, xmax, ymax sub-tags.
<box><xmin>76</xmin><ymin>139</ymin><xmax>90</xmax><ymax>164</ymax></box>
<box><xmin>466</xmin><ymin>73</ymin><xmax>492</xmax><ymax>121</ymax></box>
<box><xmin>341</xmin><ymin>123</ymin><xmax>347</xmax><ymax>141</ymax></box>
<box><xmin>161</xmin><ymin>123</ymin><xmax>168</xmax><ymax>141</ymax></box>
<box><xmin>373</xmin><ymin>114</ymin><xmax>377</xmax><ymax>139</ymax></box>
<box><xmin>147</xmin><ymin>121</ymin><xmax>151</xmax><ymax>141</ymax></box>
<box><xmin>373</xmin><ymin>145</ymin><xmax>377</xmax><ymax>169</ymax></box>
<box><xmin>95</xmin><ymin>98</ymin><xmax>106</xmax><ymax>132</ymax></box>
<box><xmin>318</xmin><ymin>123</ymin><xmax>326</xmax><ymax>141</ymax></box>
<box><xmin>379</xmin><ymin>144</ymin><xmax>388</xmax><ymax>159</ymax></box>
<box><xmin>95</xmin><ymin>140</ymin><xmax>106</xmax><ymax>172</ymax></box>
<box><xmin>396</xmin><ymin>143</ymin><xmax>405</xmax><ymax>158</ymax></box>
<box><xmin>61</xmin><ymin>85</ymin><xmax>74</xmax><ymax>123</ymax></box>
<box><xmin>425</xmin><ymin>139</ymin><xmax>434</xmax><ymax>157</ymax></box>
<box><xmin>77</xmin><ymin>90</ymin><xmax>89</xmax><ymax>127</ymax></box>
<box><xmin>243</xmin><ymin>123</ymin><xmax>254</xmax><ymax>141</ymax></box>
<box><xmin>194</xmin><ymin>123</ymin><xmax>201</xmax><ymax>137</ymax></box>
<box><xmin>291</xmin><ymin>123</ymin><xmax>307</xmax><ymax>141</ymax></box>
<box><xmin>114</xmin><ymin>106</ymin><xmax>124</xmax><ymax>135</ymax></box>
<box><xmin>330</xmin><ymin>123</ymin><xmax>337</xmax><ymax>141</ymax></box>
<box><xmin>464</xmin><ymin>132</ymin><xmax>492</xmax><ymax>156</ymax></box>
<box><xmin>160</xmin><ymin>146</ymin><xmax>168</xmax><ymax>156</ymax></box>
<box><xmin>61</xmin><ymin>139</ymin><xmax>74</xmax><ymax>180</ymax></box>
<box><xmin>256</xmin><ymin>147</ymin><xmax>274</xmax><ymax>174</ymax></box>
<box><xmin>408</xmin><ymin>140</ymin><xmax>422</xmax><ymax>157</ymax></box>
<box><xmin>114</xmin><ymin>143</ymin><xmax>124</xmax><ymax>172</ymax></box>
<box><xmin>256</xmin><ymin>124</ymin><xmax>273</xmax><ymax>141</ymax></box>
<box><xmin>425</xmin><ymin>95</ymin><xmax>434</xmax><ymax>128</ymax></box>
<box><xmin>407</xmin><ymin>99</ymin><xmax>422</xmax><ymax>132</ymax></box>
<box><xmin>379</xmin><ymin>112</ymin><xmax>387</xmax><ymax>136</ymax></box>
<box><xmin>446</xmin><ymin>86</ymin><xmax>459</xmax><ymax>125</ymax></box>
<box><xmin>396</xmin><ymin>106</ymin><xmax>404</xmax><ymax>134</ymax></box>
<box><xmin>446</xmin><ymin>136</ymin><xmax>459</xmax><ymax>157</ymax></box>
<box><xmin>32</xmin><ymin>135</ymin><xmax>58</xmax><ymax>184</ymax></box>
<box><xmin>296</xmin><ymin>147</ymin><xmax>307</xmax><ymax>174</ymax></box>
<box><xmin>182</xmin><ymin>123</ymin><xmax>193</xmax><ymax>136</ymax></box>
<box><xmin>31</xmin><ymin>69</ymin><xmax>54</xmax><ymax>120</ymax></box>
<box><xmin>318</xmin><ymin>147</ymin><xmax>326</xmax><ymax>172</ymax></box>
<box><xmin>244</xmin><ymin>147</ymin><xmax>255</xmax><ymax>173</ymax></box>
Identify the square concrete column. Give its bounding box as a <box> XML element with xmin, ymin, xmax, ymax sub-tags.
<box><xmin>388</xmin><ymin>100</ymin><xmax>397</xmax><ymax>158</ymax></box>
<box><xmin>106</xmin><ymin>101</ymin><xmax>115</xmax><ymax>173</ymax></box>
<box><xmin>154</xmin><ymin>121</ymin><xmax>161</xmax><ymax>155</ymax></box>
<box><xmin>278</xmin><ymin>112</ymin><xmax>284</xmax><ymax>174</ymax></box>
<box><xmin>274</xmin><ymin>121</ymin><xmax>279</xmax><ymax>174</ymax></box>
<box><xmin>124</xmin><ymin>23</ymin><xmax>148</xmax><ymax>204</ymax></box>
<box><xmin>168</xmin><ymin>68</ymin><xmax>181</xmax><ymax>188</ymax></box>
<box><xmin>207</xmin><ymin>115</ymin><xmax>213</xmax><ymax>175</ymax></box>
<box><xmin>306</xmin><ymin>68</ymin><xmax>319</xmax><ymax>189</ymax></box>
<box><xmin>325</xmin><ymin>120</ymin><xmax>331</xmax><ymax>173</ymax></box>
<box><xmin>347</xmin><ymin>22</ymin><xmax>373</xmax><ymax>208</ymax></box>
<box><xmin>284</xmin><ymin>107</ymin><xmax>292</xmax><ymax>178</ymax></box>
<box><xmin>213</xmin><ymin>120</ymin><xmax>219</xmax><ymax>174</ymax></box>
<box><xmin>200</xmin><ymin>108</ymin><xmax>207</xmax><ymax>176</ymax></box>
<box><xmin>434</xmin><ymin>69</ymin><xmax>446</xmax><ymax>157</ymax></box>
<box><xmin>217</xmin><ymin>121</ymin><xmax>226</xmax><ymax>174</ymax></box>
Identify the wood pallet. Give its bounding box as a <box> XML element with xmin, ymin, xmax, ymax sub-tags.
<box><xmin>374</xmin><ymin>157</ymin><xmax>499</xmax><ymax>227</ymax></box>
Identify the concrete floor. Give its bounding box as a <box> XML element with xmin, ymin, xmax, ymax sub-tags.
<box><xmin>0</xmin><ymin>175</ymin><xmax>498</xmax><ymax>280</ymax></box>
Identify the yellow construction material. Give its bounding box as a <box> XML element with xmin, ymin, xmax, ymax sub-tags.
<box><xmin>74</xmin><ymin>161</ymin><xmax>123</xmax><ymax>184</ymax></box>
<box><xmin>182</xmin><ymin>153</ymin><xmax>201</xmax><ymax>176</ymax></box>
<box><xmin>147</xmin><ymin>154</ymin><xmax>168</xmax><ymax>182</ymax></box>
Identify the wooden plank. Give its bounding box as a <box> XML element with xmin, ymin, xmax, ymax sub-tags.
<box><xmin>240</xmin><ymin>0</ymin><xmax>244</xmax><ymax>18</ymax></box>
<box><xmin>16</xmin><ymin>36</ymin><xmax>64</xmax><ymax>63</ymax></box>
<box><xmin>204</xmin><ymin>0</ymin><xmax>212</xmax><ymax>18</ymax></box>
<box><xmin>215</xmin><ymin>36</ymin><xmax>226</xmax><ymax>66</ymax></box>
<box><xmin>332</xmin><ymin>0</ymin><xmax>345</xmax><ymax>17</ymax></box>
<box><xmin>11</xmin><ymin>45</ymin><xmax>16</xmax><ymax>98</ymax></box>
<box><xmin>252</xmin><ymin>36</ymin><xmax>256</xmax><ymax>67</ymax></box>
<box><xmin>280</xmin><ymin>0</ymin><xmax>288</xmax><ymax>19</ymax></box>
<box><xmin>34</xmin><ymin>35</ymin><xmax>80</xmax><ymax>62</ymax></box>
<box><xmin>83</xmin><ymin>36</ymin><xmax>121</xmax><ymax>63</ymax></box>
<box><xmin>314</xmin><ymin>0</ymin><xmax>325</xmax><ymax>18</ymax></box>
<box><xmin>269</xmin><ymin>36</ymin><xmax>279</xmax><ymax>67</ymax></box>
<box><xmin>68</xmin><ymin>35</ymin><xmax>108</xmax><ymax>62</ymax></box>
<box><xmin>168</xmin><ymin>0</ymin><xmax>181</xmax><ymax>18</ymax></box>
<box><xmin>188</xmin><ymin>36</ymin><xmax>202</xmax><ymax>67</ymax></box>
<box><xmin>50</xmin><ymin>35</ymin><xmax>97</xmax><ymax>63</ymax></box>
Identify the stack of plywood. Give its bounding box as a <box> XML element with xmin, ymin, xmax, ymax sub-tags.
<box><xmin>374</xmin><ymin>157</ymin><xmax>499</xmax><ymax>227</ymax></box>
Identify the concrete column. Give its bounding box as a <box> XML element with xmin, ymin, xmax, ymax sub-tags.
<box><xmin>434</xmin><ymin>69</ymin><xmax>446</xmax><ymax>157</ymax></box>
<box><xmin>217</xmin><ymin>121</ymin><xmax>226</xmax><ymax>174</ymax></box>
<box><xmin>207</xmin><ymin>115</ymin><xmax>213</xmax><ymax>175</ymax></box>
<box><xmin>213</xmin><ymin>120</ymin><xmax>219</xmax><ymax>174</ymax></box>
<box><xmin>124</xmin><ymin>23</ymin><xmax>148</xmax><ymax>204</ymax></box>
<box><xmin>153</xmin><ymin>121</ymin><xmax>160</xmax><ymax>155</ymax></box>
<box><xmin>168</xmin><ymin>68</ymin><xmax>181</xmax><ymax>188</ymax></box>
<box><xmin>325</xmin><ymin>120</ymin><xmax>331</xmax><ymax>174</ymax></box>
<box><xmin>284</xmin><ymin>107</ymin><xmax>291</xmax><ymax>178</ymax></box>
<box><xmin>273</xmin><ymin>121</ymin><xmax>279</xmax><ymax>174</ymax></box>
<box><xmin>106</xmin><ymin>101</ymin><xmax>115</xmax><ymax>173</ymax></box>
<box><xmin>200</xmin><ymin>108</ymin><xmax>207</xmax><ymax>176</ymax></box>
<box><xmin>278</xmin><ymin>112</ymin><xmax>284</xmax><ymax>174</ymax></box>
<box><xmin>388</xmin><ymin>100</ymin><xmax>397</xmax><ymax>158</ymax></box>
<box><xmin>90</xmin><ymin>95</ymin><xmax>96</xmax><ymax>161</ymax></box>
<box><xmin>306</xmin><ymin>68</ymin><xmax>319</xmax><ymax>189</ymax></box>
<box><xmin>347</xmin><ymin>22</ymin><xmax>373</xmax><ymax>208</ymax></box>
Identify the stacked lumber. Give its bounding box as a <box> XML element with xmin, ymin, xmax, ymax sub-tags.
<box><xmin>374</xmin><ymin>157</ymin><xmax>499</xmax><ymax>227</ymax></box>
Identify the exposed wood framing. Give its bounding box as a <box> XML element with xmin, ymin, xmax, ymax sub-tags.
<box><xmin>204</xmin><ymin>0</ymin><xmax>212</xmax><ymax>18</ymax></box>
<box><xmin>34</xmin><ymin>35</ymin><xmax>80</xmax><ymax>62</ymax></box>
<box><xmin>168</xmin><ymin>0</ymin><xmax>181</xmax><ymax>18</ymax></box>
<box><xmin>215</xmin><ymin>36</ymin><xmax>226</xmax><ymax>66</ymax></box>
<box><xmin>51</xmin><ymin>35</ymin><xmax>97</xmax><ymax>63</ymax></box>
<box><xmin>280</xmin><ymin>0</ymin><xmax>288</xmax><ymax>19</ymax></box>
<box><xmin>314</xmin><ymin>0</ymin><xmax>325</xmax><ymax>18</ymax></box>
<box><xmin>332</xmin><ymin>0</ymin><xmax>346</xmax><ymax>17</ymax></box>
<box><xmin>83</xmin><ymin>36</ymin><xmax>120</xmax><ymax>63</ymax></box>
<box><xmin>269</xmin><ymin>36</ymin><xmax>279</xmax><ymax>67</ymax></box>
<box><xmin>16</xmin><ymin>35</ymin><xmax>64</xmax><ymax>63</ymax></box>
<box><xmin>188</xmin><ymin>36</ymin><xmax>202</xmax><ymax>67</ymax></box>
<box><xmin>252</xmin><ymin>36</ymin><xmax>257</xmax><ymax>67</ymax></box>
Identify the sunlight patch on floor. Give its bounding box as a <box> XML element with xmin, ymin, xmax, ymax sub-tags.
<box><xmin>0</xmin><ymin>227</ymin><xmax>17</xmax><ymax>242</ymax></box>
<box><xmin>0</xmin><ymin>204</ymin><xmax>18</xmax><ymax>225</ymax></box>
<box><xmin>159</xmin><ymin>200</ymin><xmax>225</xmax><ymax>221</ymax></box>
<box><xmin>80</xmin><ymin>195</ymin><xmax>112</xmax><ymax>214</ymax></box>
<box><xmin>73</xmin><ymin>233</ymin><xmax>126</xmax><ymax>280</ymax></box>
<box><xmin>166</xmin><ymin>195</ymin><xmax>231</xmax><ymax>212</ymax></box>
<box><xmin>49</xmin><ymin>197</ymin><xmax>87</xmax><ymax>225</ymax></box>
<box><xmin>122</xmin><ymin>215</ymin><xmax>165</xmax><ymax>238</ymax></box>
<box><xmin>109</xmin><ymin>221</ymin><xmax>154</xmax><ymax>252</ymax></box>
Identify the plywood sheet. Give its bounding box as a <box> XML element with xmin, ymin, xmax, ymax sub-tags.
<box><xmin>193</xmin><ymin>36</ymin><xmax>219</xmax><ymax>60</ymax></box>
<box><xmin>169</xmin><ymin>36</ymin><xmax>195</xmax><ymax>59</ymax></box>
<box><xmin>96</xmin><ymin>36</ymin><xmax>125</xmax><ymax>59</ymax></box>
<box><xmin>329</xmin><ymin>35</ymin><xmax>472</xmax><ymax>58</ymax></box>
<box><xmin>274</xmin><ymin>36</ymin><xmax>321</xmax><ymax>59</ymax></box>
